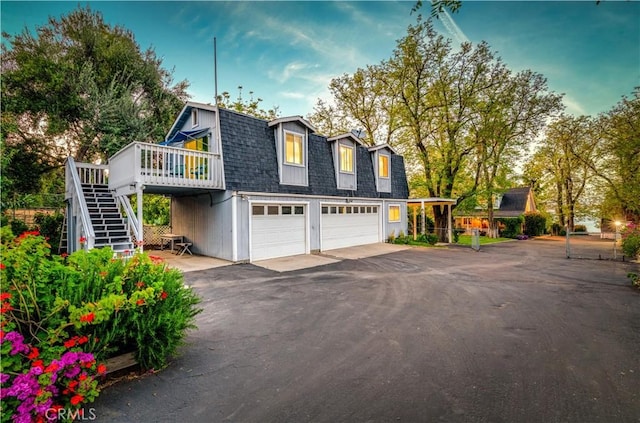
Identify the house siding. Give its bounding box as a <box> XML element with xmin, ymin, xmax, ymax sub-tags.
<box><xmin>276</xmin><ymin>122</ymin><xmax>308</xmax><ymax>186</ymax></box>
<box><xmin>334</xmin><ymin>139</ymin><xmax>357</xmax><ymax>191</ymax></box>
<box><xmin>235</xmin><ymin>193</ymin><xmax>403</xmax><ymax>259</ymax></box>
<box><xmin>171</xmin><ymin>191</ymin><xmax>234</xmax><ymax>261</ymax></box>
<box><xmin>173</xmin><ymin>108</ymin><xmax>221</xmax><ymax>154</ymax></box>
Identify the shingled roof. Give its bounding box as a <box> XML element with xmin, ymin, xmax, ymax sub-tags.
<box><xmin>495</xmin><ymin>187</ymin><xmax>534</xmax><ymax>217</ymax></box>
<box><xmin>218</xmin><ymin>108</ymin><xmax>409</xmax><ymax>199</ymax></box>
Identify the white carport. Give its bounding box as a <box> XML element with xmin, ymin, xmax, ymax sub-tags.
<box><xmin>407</xmin><ymin>198</ymin><xmax>457</xmax><ymax>243</ymax></box>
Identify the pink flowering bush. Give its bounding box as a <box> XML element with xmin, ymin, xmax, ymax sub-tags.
<box><xmin>1</xmin><ymin>329</ymin><xmax>105</xmax><ymax>423</ymax></box>
<box><xmin>0</xmin><ymin>228</ymin><xmax>201</xmax><ymax>421</ymax></box>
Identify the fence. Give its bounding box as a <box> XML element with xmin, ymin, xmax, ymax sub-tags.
<box><xmin>140</xmin><ymin>225</ymin><xmax>172</xmax><ymax>249</ymax></box>
<box><xmin>565</xmin><ymin>232</ymin><xmax>624</xmax><ymax>260</ymax></box>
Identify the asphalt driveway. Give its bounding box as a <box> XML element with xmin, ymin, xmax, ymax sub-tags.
<box><xmin>94</xmin><ymin>238</ymin><xmax>640</xmax><ymax>422</ymax></box>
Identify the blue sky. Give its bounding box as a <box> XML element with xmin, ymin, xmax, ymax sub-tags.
<box><xmin>2</xmin><ymin>1</ymin><xmax>639</xmax><ymax>118</ymax></box>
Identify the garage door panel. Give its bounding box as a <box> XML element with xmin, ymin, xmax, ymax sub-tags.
<box><xmin>321</xmin><ymin>206</ymin><xmax>379</xmax><ymax>251</ymax></box>
<box><xmin>251</xmin><ymin>205</ymin><xmax>306</xmax><ymax>261</ymax></box>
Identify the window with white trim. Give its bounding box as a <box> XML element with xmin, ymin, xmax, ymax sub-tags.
<box><xmin>191</xmin><ymin>109</ymin><xmax>199</xmax><ymax>128</ymax></box>
<box><xmin>339</xmin><ymin>145</ymin><xmax>354</xmax><ymax>173</ymax></box>
<box><xmin>378</xmin><ymin>154</ymin><xmax>390</xmax><ymax>178</ymax></box>
<box><xmin>285</xmin><ymin>131</ymin><xmax>304</xmax><ymax>165</ymax></box>
<box><xmin>388</xmin><ymin>205</ymin><xmax>401</xmax><ymax>222</ymax></box>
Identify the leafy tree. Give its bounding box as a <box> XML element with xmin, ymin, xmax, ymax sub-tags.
<box><xmin>1</xmin><ymin>6</ymin><xmax>189</xmax><ymax>193</ymax></box>
<box><xmin>527</xmin><ymin>115</ymin><xmax>598</xmax><ymax>231</ymax></box>
<box><xmin>588</xmin><ymin>89</ymin><xmax>640</xmax><ymax>222</ymax></box>
<box><xmin>309</xmin><ymin>18</ymin><xmax>560</xmax><ymax>241</ymax></box>
<box><xmin>411</xmin><ymin>0</ymin><xmax>462</xmax><ymax>17</ymax></box>
<box><xmin>215</xmin><ymin>86</ymin><xmax>280</xmax><ymax>120</ymax></box>
<box><xmin>470</xmin><ymin>69</ymin><xmax>563</xmax><ymax>236</ymax></box>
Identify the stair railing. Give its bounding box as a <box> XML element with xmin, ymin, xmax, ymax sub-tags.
<box><xmin>65</xmin><ymin>157</ymin><xmax>95</xmax><ymax>250</ymax></box>
<box><xmin>115</xmin><ymin>195</ymin><xmax>141</xmax><ymax>243</ymax></box>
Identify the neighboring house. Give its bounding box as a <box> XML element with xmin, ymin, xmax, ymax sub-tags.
<box><xmin>454</xmin><ymin>187</ymin><xmax>537</xmax><ymax>233</ymax></box>
<box><xmin>64</xmin><ymin>102</ymin><xmax>409</xmax><ymax>262</ymax></box>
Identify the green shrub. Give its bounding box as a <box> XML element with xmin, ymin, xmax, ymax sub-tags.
<box><xmin>394</xmin><ymin>230</ymin><xmax>410</xmax><ymax>245</ymax></box>
<box><xmin>524</xmin><ymin>212</ymin><xmax>547</xmax><ymax>236</ymax></box>
<box><xmin>551</xmin><ymin>223</ymin><xmax>563</xmax><ymax>235</ymax></box>
<box><xmin>497</xmin><ymin>216</ymin><xmax>524</xmax><ymax>238</ymax></box>
<box><xmin>8</xmin><ymin>218</ymin><xmax>29</xmax><ymax>237</ymax></box>
<box><xmin>574</xmin><ymin>224</ymin><xmax>588</xmax><ymax>232</ymax></box>
<box><xmin>621</xmin><ymin>223</ymin><xmax>640</xmax><ymax>259</ymax></box>
<box><xmin>387</xmin><ymin>230</ymin><xmax>395</xmax><ymax>243</ymax></box>
<box><xmin>425</xmin><ymin>234</ymin><xmax>438</xmax><ymax>245</ymax></box>
<box><xmin>0</xmin><ymin>228</ymin><xmax>202</xmax><ymax>372</ymax></box>
<box><xmin>453</xmin><ymin>228</ymin><xmax>465</xmax><ymax>243</ymax></box>
<box><xmin>628</xmin><ymin>273</ymin><xmax>639</xmax><ymax>290</ymax></box>
<box><xmin>34</xmin><ymin>212</ymin><xmax>64</xmax><ymax>252</ymax></box>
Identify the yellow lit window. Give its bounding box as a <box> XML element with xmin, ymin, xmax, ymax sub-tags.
<box><xmin>378</xmin><ymin>154</ymin><xmax>389</xmax><ymax>178</ymax></box>
<box><xmin>339</xmin><ymin>145</ymin><xmax>354</xmax><ymax>173</ymax></box>
<box><xmin>285</xmin><ymin>132</ymin><xmax>303</xmax><ymax>165</ymax></box>
<box><xmin>389</xmin><ymin>205</ymin><xmax>401</xmax><ymax>222</ymax></box>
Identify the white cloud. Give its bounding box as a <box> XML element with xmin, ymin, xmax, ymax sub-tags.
<box><xmin>440</xmin><ymin>9</ymin><xmax>470</xmax><ymax>46</ymax></box>
<box><xmin>562</xmin><ymin>95</ymin><xmax>587</xmax><ymax>116</ymax></box>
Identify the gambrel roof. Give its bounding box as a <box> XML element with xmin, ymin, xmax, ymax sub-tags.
<box><xmin>218</xmin><ymin>108</ymin><xmax>409</xmax><ymax>199</ymax></box>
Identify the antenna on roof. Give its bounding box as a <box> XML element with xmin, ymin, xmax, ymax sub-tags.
<box><xmin>214</xmin><ymin>37</ymin><xmax>218</xmax><ymax>107</ymax></box>
<box><xmin>351</xmin><ymin>129</ymin><xmax>365</xmax><ymax>139</ymax></box>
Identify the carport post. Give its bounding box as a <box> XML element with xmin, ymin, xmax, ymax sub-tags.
<box><xmin>447</xmin><ymin>203</ymin><xmax>452</xmax><ymax>243</ymax></box>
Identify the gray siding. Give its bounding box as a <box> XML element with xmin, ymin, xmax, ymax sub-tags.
<box><xmin>383</xmin><ymin>200</ymin><xmax>408</xmax><ymax>240</ymax></box>
<box><xmin>335</xmin><ymin>139</ymin><xmax>357</xmax><ymax>190</ymax></box>
<box><xmin>178</xmin><ymin>109</ymin><xmax>221</xmax><ymax>154</ymax></box>
<box><xmin>276</xmin><ymin>122</ymin><xmax>308</xmax><ymax>186</ymax></box>
<box><xmin>373</xmin><ymin>150</ymin><xmax>392</xmax><ymax>193</ymax></box>
<box><xmin>170</xmin><ymin>191</ymin><xmax>233</xmax><ymax>261</ymax></box>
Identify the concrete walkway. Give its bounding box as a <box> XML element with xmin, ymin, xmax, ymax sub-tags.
<box><xmin>146</xmin><ymin>249</ymin><xmax>232</xmax><ymax>273</ymax></box>
<box><xmin>150</xmin><ymin>243</ymin><xmax>414</xmax><ymax>274</ymax></box>
<box><xmin>253</xmin><ymin>243</ymin><xmax>413</xmax><ymax>272</ymax></box>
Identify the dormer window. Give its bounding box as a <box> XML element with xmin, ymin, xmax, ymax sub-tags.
<box><xmin>285</xmin><ymin>131</ymin><xmax>304</xmax><ymax>165</ymax></box>
<box><xmin>378</xmin><ymin>154</ymin><xmax>389</xmax><ymax>178</ymax></box>
<box><xmin>191</xmin><ymin>109</ymin><xmax>199</xmax><ymax>127</ymax></box>
<box><xmin>339</xmin><ymin>145</ymin><xmax>354</xmax><ymax>173</ymax></box>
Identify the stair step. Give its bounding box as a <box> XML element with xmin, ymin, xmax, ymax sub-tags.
<box><xmin>95</xmin><ymin>232</ymin><xmax>128</xmax><ymax>238</ymax></box>
<box><xmin>90</xmin><ymin>213</ymin><xmax>122</xmax><ymax>219</ymax></box>
<box><xmin>93</xmin><ymin>225</ymin><xmax>128</xmax><ymax>232</ymax></box>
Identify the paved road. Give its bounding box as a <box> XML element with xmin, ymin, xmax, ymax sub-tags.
<box><xmin>95</xmin><ymin>238</ymin><xmax>640</xmax><ymax>422</ymax></box>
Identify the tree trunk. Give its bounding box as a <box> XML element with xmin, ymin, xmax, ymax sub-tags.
<box><xmin>555</xmin><ymin>179</ymin><xmax>565</xmax><ymax>227</ymax></box>
<box><xmin>487</xmin><ymin>204</ymin><xmax>496</xmax><ymax>238</ymax></box>
<box><xmin>432</xmin><ymin>205</ymin><xmax>448</xmax><ymax>243</ymax></box>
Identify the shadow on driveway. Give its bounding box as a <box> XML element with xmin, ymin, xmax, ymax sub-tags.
<box><xmin>95</xmin><ymin>238</ymin><xmax>640</xmax><ymax>422</ymax></box>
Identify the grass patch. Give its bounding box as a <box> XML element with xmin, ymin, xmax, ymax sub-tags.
<box><xmin>456</xmin><ymin>235</ymin><xmax>514</xmax><ymax>245</ymax></box>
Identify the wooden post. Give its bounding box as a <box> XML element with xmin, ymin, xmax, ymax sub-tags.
<box><xmin>413</xmin><ymin>205</ymin><xmax>417</xmax><ymax>240</ymax></box>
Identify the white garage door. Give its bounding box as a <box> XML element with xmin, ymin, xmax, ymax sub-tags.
<box><xmin>251</xmin><ymin>204</ymin><xmax>306</xmax><ymax>261</ymax></box>
<box><xmin>321</xmin><ymin>204</ymin><xmax>380</xmax><ymax>251</ymax></box>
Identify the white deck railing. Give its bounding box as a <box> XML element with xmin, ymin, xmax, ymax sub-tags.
<box><xmin>76</xmin><ymin>162</ymin><xmax>109</xmax><ymax>185</ymax></box>
<box><xmin>109</xmin><ymin>142</ymin><xmax>224</xmax><ymax>191</ymax></box>
<box><xmin>65</xmin><ymin>158</ymin><xmax>96</xmax><ymax>250</ymax></box>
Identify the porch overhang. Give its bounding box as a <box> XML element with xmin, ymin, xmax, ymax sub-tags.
<box><xmin>407</xmin><ymin>197</ymin><xmax>457</xmax><ymax>243</ymax></box>
<box><xmin>161</xmin><ymin>127</ymin><xmax>211</xmax><ymax>145</ymax></box>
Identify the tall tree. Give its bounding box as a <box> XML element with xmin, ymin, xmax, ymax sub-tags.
<box><xmin>309</xmin><ymin>18</ymin><xmax>560</xmax><ymax>241</ymax></box>
<box><xmin>588</xmin><ymin>89</ymin><xmax>640</xmax><ymax>221</ymax></box>
<box><xmin>529</xmin><ymin>115</ymin><xmax>597</xmax><ymax>231</ymax></box>
<box><xmin>1</xmin><ymin>6</ymin><xmax>189</xmax><ymax>191</ymax></box>
<box><xmin>470</xmin><ymin>69</ymin><xmax>563</xmax><ymax>236</ymax></box>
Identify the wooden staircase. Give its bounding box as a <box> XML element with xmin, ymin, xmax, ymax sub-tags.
<box><xmin>82</xmin><ymin>184</ymin><xmax>134</xmax><ymax>255</ymax></box>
